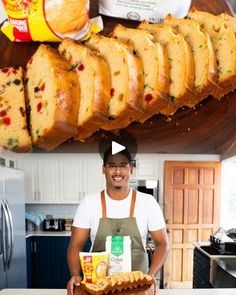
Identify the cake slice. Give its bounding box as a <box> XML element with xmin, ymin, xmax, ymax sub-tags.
<box><xmin>138</xmin><ymin>21</ymin><xmax>196</xmax><ymax>108</ymax></box>
<box><xmin>58</xmin><ymin>38</ymin><xmax>110</xmax><ymax>140</ymax></box>
<box><xmin>84</xmin><ymin>282</ymin><xmax>104</xmax><ymax>295</ymax></box>
<box><xmin>111</xmin><ymin>24</ymin><xmax>176</xmax><ymax>120</ymax></box>
<box><xmin>25</xmin><ymin>44</ymin><xmax>80</xmax><ymax>150</ymax></box>
<box><xmin>86</xmin><ymin>33</ymin><xmax>144</xmax><ymax>130</ymax></box>
<box><xmin>188</xmin><ymin>8</ymin><xmax>236</xmax><ymax>99</ymax></box>
<box><xmin>0</xmin><ymin>67</ymin><xmax>32</xmax><ymax>152</ymax></box>
<box><xmin>164</xmin><ymin>14</ymin><xmax>218</xmax><ymax>104</ymax></box>
<box><xmin>220</xmin><ymin>13</ymin><xmax>236</xmax><ymax>33</ymax></box>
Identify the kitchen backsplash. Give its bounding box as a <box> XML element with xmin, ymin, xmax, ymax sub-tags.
<box><xmin>26</xmin><ymin>204</ymin><xmax>78</xmax><ymax>219</ymax></box>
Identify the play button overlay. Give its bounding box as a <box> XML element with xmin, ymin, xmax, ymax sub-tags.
<box><xmin>112</xmin><ymin>141</ymin><xmax>126</xmax><ymax>155</ymax></box>
<box><xmin>98</xmin><ymin>130</ymin><xmax>137</xmax><ymax>161</ymax></box>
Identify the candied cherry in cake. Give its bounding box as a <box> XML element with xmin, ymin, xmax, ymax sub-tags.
<box><xmin>37</xmin><ymin>102</ymin><xmax>42</xmax><ymax>112</ymax></box>
<box><xmin>2</xmin><ymin>117</ymin><xmax>11</xmax><ymax>125</ymax></box>
<box><xmin>0</xmin><ymin>110</ymin><xmax>7</xmax><ymax>117</ymax></box>
<box><xmin>145</xmin><ymin>94</ymin><xmax>153</xmax><ymax>102</ymax></box>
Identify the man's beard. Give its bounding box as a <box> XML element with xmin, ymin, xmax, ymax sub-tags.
<box><xmin>114</xmin><ymin>185</ymin><xmax>122</xmax><ymax>189</ymax></box>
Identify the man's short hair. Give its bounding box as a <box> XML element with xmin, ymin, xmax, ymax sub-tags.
<box><xmin>103</xmin><ymin>147</ymin><xmax>132</xmax><ymax>166</ymax></box>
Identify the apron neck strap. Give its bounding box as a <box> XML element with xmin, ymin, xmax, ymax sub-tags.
<box><xmin>129</xmin><ymin>190</ymin><xmax>136</xmax><ymax>218</ymax></box>
<box><xmin>101</xmin><ymin>190</ymin><xmax>137</xmax><ymax>218</ymax></box>
<box><xmin>101</xmin><ymin>190</ymin><xmax>107</xmax><ymax>218</ymax></box>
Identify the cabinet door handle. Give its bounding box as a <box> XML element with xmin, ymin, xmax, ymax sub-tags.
<box><xmin>166</xmin><ymin>228</ymin><xmax>170</xmax><ymax>234</ymax></box>
<box><xmin>30</xmin><ymin>242</ymin><xmax>33</xmax><ymax>253</ymax></box>
<box><xmin>34</xmin><ymin>241</ymin><xmax>37</xmax><ymax>253</ymax></box>
<box><xmin>38</xmin><ymin>191</ymin><xmax>41</xmax><ymax>201</ymax></box>
<box><xmin>33</xmin><ymin>191</ymin><xmax>37</xmax><ymax>201</ymax></box>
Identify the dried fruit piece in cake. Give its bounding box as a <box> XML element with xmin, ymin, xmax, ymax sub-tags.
<box><xmin>111</xmin><ymin>24</ymin><xmax>176</xmax><ymax>120</ymax></box>
<box><xmin>188</xmin><ymin>8</ymin><xmax>236</xmax><ymax>99</ymax></box>
<box><xmin>139</xmin><ymin>21</ymin><xmax>196</xmax><ymax>108</ymax></box>
<box><xmin>25</xmin><ymin>44</ymin><xmax>80</xmax><ymax>150</ymax></box>
<box><xmin>0</xmin><ymin>67</ymin><xmax>32</xmax><ymax>152</ymax></box>
<box><xmin>59</xmin><ymin>38</ymin><xmax>110</xmax><ymax>140</ymax></box>
<box><xmin>86</xmin><ymin>33</ymin><xmax>144</xmax><ymax>130</ymax></box>
<box><xmin>164</xmin><ymin>14</ymin><xmax>218</xmax><ymax>105</ymax></box>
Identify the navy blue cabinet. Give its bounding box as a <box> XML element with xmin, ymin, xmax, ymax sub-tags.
<box><xmin>26</xmin><ymin>236</ymin><xmax>70</xmax><ymax>288</ymax></box>
<box><xmin>26</xmin><ymin>235</ymin><xmax>91</xmax><ymax>289</ymax></box>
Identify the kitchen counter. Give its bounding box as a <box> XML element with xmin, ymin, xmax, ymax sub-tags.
<box><xmin>26</xmin><ymin>231</ymin><xmax>71</xmax><ymax>238</ymax></box>
<box><xmin>25</xmin><ymin>231</ymin><xmax>155</xmax><ymax>251</ymax></box>
<box><xmin>193</xmin><ymin>242</ymin><xmax>236</xmax><ymax>258</ymax></box>
<box><xmin>1</xmin><ymin>289</ymin><xmax>236</xmax><ymax>295</ymax></box>
<box><xmin>193</xmin><ymin>242</ymin><xmax>236</xmax><ymax>288</ymax></box>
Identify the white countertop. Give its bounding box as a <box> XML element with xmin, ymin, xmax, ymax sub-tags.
<box><xmin>1</xmin><ymin>289</ymin><xmax>236</xmax><ymax>295</ymax></box>
<box><xmin>26</xmin><ymin>231</ymin><xmax>71</xmax><ymax>238</ymax></box>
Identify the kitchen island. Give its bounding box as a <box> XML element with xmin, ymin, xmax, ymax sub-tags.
<box><xmin>1</xmin><ymin>289</ymin><xmax>236</xmax><ymax>295</ymax></box>
<box><xmin>193</xmin><ymin>242</ymin><xmax>236</xmax><ymax>288</ymax></box>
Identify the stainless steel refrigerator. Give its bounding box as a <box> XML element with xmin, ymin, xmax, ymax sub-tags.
<box><xmin>0</xmin><ymin>166</ymin><xmax>27</xmax><ymax>289</ymax></box>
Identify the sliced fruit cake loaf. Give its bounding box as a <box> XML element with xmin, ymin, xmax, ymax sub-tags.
<box><xmin>111</xmin><ymin>24</ymin><xmax>176</xmax><ymax>121</ymax></box>
<box><xmin>164</xmin><ymin>14</ymin><xmax>218</xmax><ymax>104</ymax></box>
<box><xmin>138</xmin><ymin>22</ymin><xmax>196</xmax><ymax>108</ymax></box>
<box><xmin>59</xmin><ymin>38</ymin><xmax>111</xmax><ymax>140</ymax></box>
<box><xmin>86</xmin><ymin>33</ymin><xmax>144</xmax><ymax>130</ymax></box>
<box><xmin>0</xmin><ymin>67</ymin><xmax>32</xmax><ymax>152</ymax></box>
<box><xmin>25</xmin><ymin>44</ymin><xmax>80</xmax><ymax>150</ymax></box>
<box><xmin>188</xmin><ymin>8</ymin><xmax>236</xmax><ymax>99</ymax></box>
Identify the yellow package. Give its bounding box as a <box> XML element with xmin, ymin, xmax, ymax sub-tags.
<box><xmin>1</xmin><ymin>0</ymin><xmax>102</xmax><ymax>42</ymax></box>
<box><xmin>80</xmin><ymin>251</ymin><xmax>109</xmax><ymax>284</ymax></box>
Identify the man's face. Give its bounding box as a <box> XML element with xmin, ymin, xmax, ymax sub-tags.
<box><xmin>103</xmin><ymin>153</ymin><xmax>133</xmax><ymax>190</ymax></box>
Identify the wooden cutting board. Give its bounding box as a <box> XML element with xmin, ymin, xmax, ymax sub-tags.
<box><xmin>74</xmin><ymin>283</ymin><xmax>156</xmax><ymax>295</ymax></box>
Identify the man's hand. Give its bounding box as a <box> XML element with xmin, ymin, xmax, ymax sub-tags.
<box><xmin>67</xmin><ymin>275</ymin><xmax>82</xmax><ymax>295</ymax></box>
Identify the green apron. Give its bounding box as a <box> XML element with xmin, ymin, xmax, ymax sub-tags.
<box><xmin>92</xmin><ymin>190</ymin><xmax>148</xmax><ymax>273</ymax></box>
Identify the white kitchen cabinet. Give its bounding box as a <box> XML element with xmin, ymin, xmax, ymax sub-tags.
<box><xmin>58</xmin><ymin>157</ymin><xmax>83</xmax><ymax>203</ymax></box>
<box><xmin>16</xmin><ymin>156</ymin><xmax>38</xmax><ymax>203</ymax></box>
<box><xmin>134</xmin><ymin>155</ymin><xmax>158</xmax><ymax>179</ymax></box>
<box><xmin>84</xmin><ymin>156</ymin><xmax>104</xmax><ymax>195</ymax></box>
<box><xmin>37</xmin><ymin>158</ymin><xmax>59</xmax><ymax>203</ymax></box>
<box><xmin>17</xmin><ymin>154</ymin><xmax>105</xmax><ymax>204</ymax></box>
<box><xmin>17</xmin><ymin>155</ymin><xmax>58</xmax><ymax>203</ymax></box>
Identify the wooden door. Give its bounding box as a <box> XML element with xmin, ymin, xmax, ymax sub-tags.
<box><xmin>163</xmin><ymin>161</ymin><xmax>221</xmax><ymax>288</ymax></box>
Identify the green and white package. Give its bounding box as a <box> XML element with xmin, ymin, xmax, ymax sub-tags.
<box><xmin>105</xmin><ymin>235</ymin><xmax>131</xmax><ymax>275</ymax></box>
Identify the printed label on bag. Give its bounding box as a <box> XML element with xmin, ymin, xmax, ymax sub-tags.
<box><xmin>99</xmin><ymin>0</ymin><xmax>191</xmax><ymax>23</ymax></box>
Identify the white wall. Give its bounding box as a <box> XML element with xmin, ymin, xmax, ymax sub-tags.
<box><xmin>26</xmin><ymin>203</ymin><xmax>77</xmax><ymax>219</ymax></box>
<box><xmin>221</xmin><ymin>156</ymin><xmax>236</xmax><ymax>229</ymax></box>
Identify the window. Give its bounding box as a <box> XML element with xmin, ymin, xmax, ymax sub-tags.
<box><xmin>221</xmin><ymin>159</ymin><xmax>236</xmax><ymax>229</ymax></box>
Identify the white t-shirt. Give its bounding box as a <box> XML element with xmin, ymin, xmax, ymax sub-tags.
<box><xmin>73</xmin><ymin>189</ymin><xmax>166</xmax><ymax>248</ymax></box>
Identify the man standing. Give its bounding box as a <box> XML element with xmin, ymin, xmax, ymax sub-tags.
<box><xmin>67</xmin><ymin>147</ymin><xmax>169</xmax><ymax>294</ymax></box>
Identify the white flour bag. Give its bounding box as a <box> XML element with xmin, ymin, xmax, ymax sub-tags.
<box><xmin>106</xmin><ymin>236</ymin><xmax>131</xmax><ymax>275</ymax></box>
<box><xmin>99</xmin><ymin>0</ymin><xmax>192</xmax><ymax>23</ymax></box>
